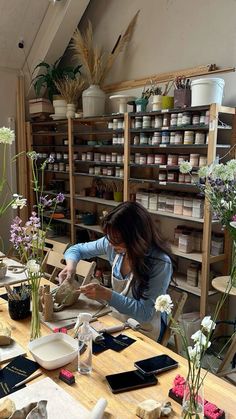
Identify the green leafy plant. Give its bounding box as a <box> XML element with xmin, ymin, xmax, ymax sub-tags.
<box><xmin>31</xmin><ymin>57</ymin><xmax>82</xmax><ymax>103</ymax></box>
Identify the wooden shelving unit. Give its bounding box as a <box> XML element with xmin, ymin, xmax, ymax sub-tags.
<box><xmin>26</xmin><ymin>104</ymin><xmax>236</xmax><ymax>316</ymax></box>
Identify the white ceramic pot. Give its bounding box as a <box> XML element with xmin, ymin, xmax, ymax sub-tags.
<box><xmin>82</xmin><ymin>85</ymin><xmax>106</xmax><ymax>117</ymax></box>
<box><xmin>53</xmin><ymin>98</ymin><xmax>67</xmax><ymax>117</ymax></box>
<box><xmin>66</xmin><ymin>104</ymin><xmax>76</xmax><ymax>119</ymax></box>
<box><xmin>152</xmin><ymin>94</ymin><xmax>162</xmax><ymax>111</ymax></box>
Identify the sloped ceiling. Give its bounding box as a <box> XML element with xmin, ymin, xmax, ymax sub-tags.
<box><xmin>0</xmin><ymin>0</ymin><xmax>49</xmax><ymax>70</ymax></box>
<box><xmin>0</xmin><ymin>0</ymin><xmax>89</xmax><ymax>72</ymax></box>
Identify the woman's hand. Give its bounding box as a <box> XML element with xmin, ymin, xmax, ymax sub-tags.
<box><xmin>79</xmin><ymin>283</ymin><xmax>112</xmax><ymax>302</ymax></box>
<box><xmin>58</xmin><ymin>259</ymin><xmax>77</xmax><ymax>283</ymax></box>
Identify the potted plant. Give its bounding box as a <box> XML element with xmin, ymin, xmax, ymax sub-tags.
<box><xmin>31</xmin><ymin>57</ymin><xmax>82</xmax><ymax>103</ymax></box>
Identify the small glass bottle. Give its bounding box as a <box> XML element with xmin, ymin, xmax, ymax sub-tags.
<box><xmin>77</xmin><ymin>313</ymin><xmax>93</xmax><ymax>375</ymax></box>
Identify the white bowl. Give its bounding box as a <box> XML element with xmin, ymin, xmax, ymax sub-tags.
<box><xmin>28</xmin><ymin>333</ymin><xmax>77</xmax><ymax>370</ymax></box>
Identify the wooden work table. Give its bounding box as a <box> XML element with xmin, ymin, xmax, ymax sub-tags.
<box><xmin>0</xmin><ymin>286</ymin><xmax>236</xmax><ymax>418</ymax></box>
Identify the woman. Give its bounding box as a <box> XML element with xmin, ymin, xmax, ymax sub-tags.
<box><xmin>59</xmin><ymin>202</ymin><xmax>173</xmax><ymax>340</ymax></box>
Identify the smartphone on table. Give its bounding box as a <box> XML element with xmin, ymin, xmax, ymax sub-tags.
<box><xmin>134</xmin><ymin>354</ymin><xmax>178</xmax><ymax>375</ymax></box>
<box><xmin>105</xmin><ymin>369</ymin><xmax>157</xmax><ymax>394</ymax></box>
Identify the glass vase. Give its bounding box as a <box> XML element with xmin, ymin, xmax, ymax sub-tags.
<box><xmin>181</xmin><ymin>378</ymin><xmax>204</xmax><ymax>419</ymax></box>
<box><xmin>30</xmin><ymin>278</ymin><xmax>41</xmax><ymax>340</ymax></box>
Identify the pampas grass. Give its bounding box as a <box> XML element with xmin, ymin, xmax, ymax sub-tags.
<box><xmin>72</xmin><ymin>11</ymin><xmax>139</xmax><ymax>86</ymax></box>
<box><xmin>54</xmin><ymin>77</ymin><xmax>85</xmax><ymax>104</ymax></box>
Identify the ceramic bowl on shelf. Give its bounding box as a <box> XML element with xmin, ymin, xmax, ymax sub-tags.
<box><xmin>28</xmin><ymin>333</ymin><xmax>77</xmax><ymax>370</ymax></box>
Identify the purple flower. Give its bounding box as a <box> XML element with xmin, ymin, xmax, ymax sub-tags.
<box><xmin>55</xmin><ymin>193</ymin><xmax>65</xmax><ymax>203</ymax></box>
<box><xmin>40</xmin><ymin>195</ymin><xmax>53</xmax><ymax>207</ymax></box>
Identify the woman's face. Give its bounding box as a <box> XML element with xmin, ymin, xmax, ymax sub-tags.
<box><xmin>106</xmin><ymin>230</ymin><xmax>127</xmax><ymax>254</ymax></box>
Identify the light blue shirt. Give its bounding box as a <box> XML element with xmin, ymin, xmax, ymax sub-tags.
<box><xmin>64</xmin><ymin>237</ymin><xmax>172</xmax><ymax>323</ymax></box>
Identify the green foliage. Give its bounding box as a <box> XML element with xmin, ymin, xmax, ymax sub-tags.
<box><xmin>31</xmin><ymin>56</ymin><xmax>82</xmax><ymax>103</ymax></box>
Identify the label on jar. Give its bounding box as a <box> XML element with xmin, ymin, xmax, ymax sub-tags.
<box><xmin>195</xmin><ymin>132</ymin><xmax>205</xmax><ymax>144</ymax></box>
<box><xmin>154</xmin><ymin>116</ymin><xmax>163</xmax><ymax>128</ymax></box>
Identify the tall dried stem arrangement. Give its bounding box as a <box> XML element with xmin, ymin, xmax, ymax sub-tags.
<box><xmin>72</xmin><ymin>11</ymin><xmax>139</xmax><ymax>86</ymax></box>
<box><xmin>54</xmin><ymin>77</ymin><xmax>85</xmax><ymax>104</ymax></box>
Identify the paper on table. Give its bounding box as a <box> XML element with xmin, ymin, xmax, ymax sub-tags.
<box><xmin>1</xmin><ymin>377</ymin><xmax>88</xmax><ymax>418</ymax></box>
<box><xmin>0</xmin><ymin>340</ymin><xmax>26</xmax><ymax>364</ymax></box>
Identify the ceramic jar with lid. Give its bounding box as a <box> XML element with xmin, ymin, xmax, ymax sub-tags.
<box><xmin>113</xmin><ymin>119</ymin><xmax>118</xmax><ymax>130</ymax></box>
<box><xmin>154</xmin><ymin>154</ymin><xmax>166</xmax><ymax>165</ymax></box>
<box><xmin>182</xmin><ymin>112</ymin><xmax>191</xmax><ymax>126</ymax></box>
<box><xmin>199</xmin><ymin>156</ymin><xmax>207</xmax><ymax>167</ymax></box>
<box><xmin>105</xmin><ymin>154</ymin><xmax>111</xmax><ymax>163</ymax></box>
<box><xmin>184</xmin><ymin>131</ymin><xmax>194</xmax><ymax>144</ymax></box>
<box><xmin>167</xmin><ymin>154</ymin><xmax>178</xmax><ymax>166</ymax></box>
<box><xmin>177</xmin><ymin>113</ymin><xmax>183</xmax><ymax>126</ymax></box>
<box><xmin>163</xmin><ymin>113</ymin><xmax>170</xmax><ymax>127</ymax></box>
<box><xmin>154</xmin><ymin>115</ymin><xmax>163</xmax><ymax>128</ymax></box>
<box><xmin>167</xmin><ymin>172</ymin><xmax>178</xmax><ymax>182</ymax></box>
<box><xmin>170</xmin><ymin>113</ymin><xmax>177</xmax><ymax>127</ymax></box>
<box><xmin>142</xmin><ymin>115</ymin><xmax>151</xmax><ymax>129</ymax></box>
<box><xmin>147</xmin><ymin>154</ymin><xmax>154</xmax><ymax>164</ymax></box>
<box><xmin>192</xmin><ymin>114</ymin><xmax>200</xmax><ymax>125</ymax></box>
<box><xmin>161</xmin><ymin>132</ymin><xmax>170</xmax><ymax>144</ymax></box>
<box><xmin>189</xmin><ymin>154</ymin><xmax>200</xmax><ymax>167</ymax></box>
<box><xmin>134</xmin><ymin>117</ymin><xmax>142</xmax><ymax>129</ymax></box>
<box><xmin>118</xmin><ymin>119</ymin><xmax>124</xmax><ymax>129</ymax></box>
<box><xmin>59</xmin><ymin>162</ymin><xmax>65</xmax><ymax>172</ymax></box>
<box><xmin>151</xmin><ymin>132</ymin><xmax>161</xmax><ymax>145</ymax></box>
<box><xmin>86</xmin><ymin>151</ymin><xmax>93</xmax><ymax>161</ymax></box>
<box><xmin>174</xmin><ymin>131</ymin><xmax>183</xmax><ymax>144</ymax></box>
<box><xmin>107</xmin><ymin>167</ymin><xmax>114</xmax><ymax>176</ymax></box>
<box><xmin>195</xmin><ymin>132</ymin><xmax>205</xmax><ymax>144</ymax></box>
<box><xmin>140</xmin><ymin>133</ymin><xmax>148</xmax><ymax>145</ymax></box>
<box><xmin>158</xmin><ymin>171</ymin><xmax>167</xmax><ymax>181</ymax></box>
<box><xmin>111</xmin><ymin>153</ymin><xmax>117</xmax><ymax>162</ymax></box>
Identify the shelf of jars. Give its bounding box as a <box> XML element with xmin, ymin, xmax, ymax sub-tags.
<box><xmin>75</xmin><ymin>195</ymin><xmax>119</xmax><ymax>207</ymax></box>
<box><xmin>129</xmin><ymin>178</ymin><xmax>198</xmax><ymax>190</ymax></box>
<box><xmin>170</xmin><ymin>244</ymin><xmax>226</xmax><ymax>264</ymax></box>
<box><xmin>74</xmin><ymin>223</ymin><xmax>102</xmax><ymax>234</ymax></box>
<box><xmin>148</xmin><ymin>209</ymin><xmax>204</xmax><ymax>223</ymax></box>
<box><xmin>75</xmin><ymin>160</ymin><xmax>124</xmax><ymax>167</ymax></box>
<box><xmin>172</xmin><ymin>273</ymin><xmax>217</xmax><ymax>297</ymax></box>
<box><xmin>74</xmin><ymin>172</ymin><xmax>123</xmax><ymax>181</ymax></box>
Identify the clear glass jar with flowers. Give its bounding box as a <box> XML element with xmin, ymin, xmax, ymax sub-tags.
<box><xmin>9</xmin><ymin>151</ymin><xmax>64</xmax><ymax>340</ymax></box>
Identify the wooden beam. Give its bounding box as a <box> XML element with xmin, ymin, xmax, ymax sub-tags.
<box><xmin>103</xmin><ymin>65</ymin><xmax>235</xmax><ymax>93</ymax></box>
<box><xmin>16</xmin><ymin>75</ymin><xmax>29</xmax><ymax>223</ymax></box>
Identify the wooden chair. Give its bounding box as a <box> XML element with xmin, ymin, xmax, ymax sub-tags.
<box><xmin>160</xmin><ymin>288</ymin><xmax>188</xmax><ymax>354</ymax></box>
<box><xmin>43</xmin><ymin>237</ymin><xmax>69</xmax><ymax>254</ymax></box>
<box><xmin>42</xmin><ymin>250</ymin><xmax>96</xmax><ymax>285</ymax></box>
<box><xmin>216</xmin><ymin>334</ymin><xmax>236</xmax><ymax>384</ymax></box>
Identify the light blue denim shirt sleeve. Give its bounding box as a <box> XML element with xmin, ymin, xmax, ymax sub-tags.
<box><xmin>64</xmin><ymin>236</ymin><xmax>112</xmax><ymax>263</ymax></box>
<box><xmin>110</xmin><ymin>250</ymin><xmax>173</xmax><ymax>323</ymax></box>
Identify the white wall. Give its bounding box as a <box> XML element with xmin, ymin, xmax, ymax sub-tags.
<box><xmin>0</xmin><ymin>69</ymin><xmax>17</xmax><ymax>252</ymax></box>
<box><xmin>75</xmin><ymin>0</ymin><xmax>236</xmax><ymax>107</ymax></box>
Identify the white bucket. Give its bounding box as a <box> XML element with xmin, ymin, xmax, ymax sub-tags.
<box><xmin>191</xmin><ymin>77</ymin><xmax>225</xmax><ymax>106</ymax></box>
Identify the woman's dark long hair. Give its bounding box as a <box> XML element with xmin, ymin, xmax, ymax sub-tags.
<box><xmin>101</xmin><ymin>201</ymin><xmax>172</xmax><ymax>300</ymax></box>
